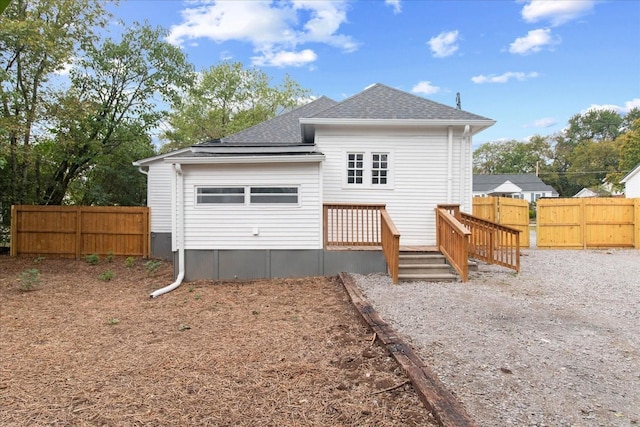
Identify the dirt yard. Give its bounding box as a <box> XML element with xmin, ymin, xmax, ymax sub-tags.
<box><xmin>0</xmin><ymin>256</ymin><xmax>435</xmax><ymax>426</ymax></box>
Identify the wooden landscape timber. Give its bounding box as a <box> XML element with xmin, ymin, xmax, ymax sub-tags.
<box><xmin>339</xmin><ymin>272</ymin><xmax>477</xmax><ymax>427</ymax></box>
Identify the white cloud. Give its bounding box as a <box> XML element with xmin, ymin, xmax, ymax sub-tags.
<box><xmin>624</xmin><ymin>98</ymin><xmax>640</xmax><ymax>112</ymax></box>
<box><xmin>167</xmin><ymin>0</ymin><xmax>357</xmax><ymax>67</ymax></box>
<box><xmin>252</xmin><ymin>49</ymin><xmax>317</xmax><ymax>68</ymax></box>
<box><xmin>583</xmin><ymin>98</ymin><xmax>640</xmax><ymax>115</ymax></box>
<box><xmin>471</xmin><ymin>71</ymin><xmax>539</xmax><ymax>84</ymax></box>
<box><xmin>428</xmin><ymin>30</ymin><xmax>459</xmax><ymax>58</ymax></box>
<box><xmin>54</xmin><ymin>57</ymin><xmax>75</xmax><ymax>76</ymax></box>
<box><xmin>509</xmin><ymin>28</ymin><xmax>560</xmax><ymax>55</ymax></box>
<box><xmin>412</xmin><ymin>81</ymin><xmax>440</xmax><ymax>95</ymax></box>
<box><xmin>524</xmin><ymin>117</ymin><xmax>557</xmax><ymax>128</ymax></box>
<box><xmin>385</xmin><ymin>0</ymin><xmax>402</xmax><ymax>14</ymax></box>
<box><xmin>521</xmin><ymin>0</ymin><xmax>596</xmax><ymax>26</ymax></box>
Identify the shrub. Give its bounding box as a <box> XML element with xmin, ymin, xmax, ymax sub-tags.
<box><xmin>125</xmin><ymin>256</ymin><xmax>135</xmax><ymax>268</ymax></box>
<box><xmin>18</xmin><ymin>268</ymin><xmax>41</xmax><ymax>291</ymax></box>
<box><xmin>84</xmin><ymin>253</ymin><xmax>100</xmax><ymax>265</ymax></box>
<box><xmin>98</xmin><ymin>270</ymin><xmax>115</xmax><ymax>281</ymax></box>
<box><xmin>144</xmin><ymin>260</ymin><xmax>162</xmax><ymax>276</ymax></box>
<box><xmin>106</xmin><ymin>251</ymin><xmax>115</xmax><ymax>263</ymax></box>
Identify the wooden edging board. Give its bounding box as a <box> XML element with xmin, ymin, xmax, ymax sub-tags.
<box><xmin>338</xmin><ymin>272</ymin><xmax>477</xmax><ymax>427</ymax></box>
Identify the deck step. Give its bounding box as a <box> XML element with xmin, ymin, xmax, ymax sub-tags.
<box><xmin>399</xmin><ymin>254</ymin><xmax>447</xmax><ymax>265</ymax></box>
<box><xmin>398</xmin><ymin>273</ymin><xmax>459</xmax><ymax>282</ymax></box>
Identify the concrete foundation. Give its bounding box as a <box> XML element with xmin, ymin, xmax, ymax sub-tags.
<box><xmin>171</xmin><ymin>249</ymin><xmax>387</xmax><ymax>281</ymax></box>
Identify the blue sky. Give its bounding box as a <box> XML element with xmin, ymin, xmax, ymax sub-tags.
<box><xmin>110</xmin><ymin>0</ymin><xmax>640</xmax><ymax>146</ymax></box>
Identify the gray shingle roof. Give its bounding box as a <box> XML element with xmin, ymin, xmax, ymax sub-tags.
<box><xmin>473</xmin><ymin>174</ymin><xmax>558</xmax><ymax>193</ymax></box>
<box><xmin>195</xmin><ymin>96</ymin><xmax>337</xmax><ymax>146</ymax></box>
<box><xmin>310</xmin><ymin>83</ymin><xmax>493</xmax><ymax>121</ymax></box>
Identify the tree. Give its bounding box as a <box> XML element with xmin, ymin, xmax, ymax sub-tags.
<box><xmin>566</xmin><ymin>139</ymin><xmax>620</xmax><ymax>190</ymax></box>
<box><xmin>0</xmin><ymin>0</ymin><xmax>110</xmax><ymax>221</ymax></box>
<box><xmin>565</xmin><ymin>109</ymin><xmax>623</xmax><ymax>143</ymax></box>
<box><xmin>39</xmin><ymin>22</ymin><xmax>193</xmax><ymax>205</ymax></box>
<box><xmin>608</xmin><ymin>118</ymin><xmax>640</xmax><ymax>188</ymax></box>
<box><xmin>473</xmin><ymin>136</ymin><xmax>552</xmax><ymax>175</ymax></box>
<box><xmin>160</xmin><ymin>62</ymin><xmax>310</xmax><ymax>152</ymax></box>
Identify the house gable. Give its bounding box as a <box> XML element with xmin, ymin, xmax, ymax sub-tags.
<box><xmin>621</xmin><ymin>163</ymin><xmax>640</xmax><ymax>198</ymax></box>
<box><xmin>473</xmin><ymin>174</ymin><xmax>558</xmax><ymax>201</ymax></box>
<box><xmin>300</xmin><ymin>84</ymin><xmax>495</xmax><ymax>142</ymax></box>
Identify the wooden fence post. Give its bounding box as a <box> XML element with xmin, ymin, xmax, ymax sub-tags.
<box><xmin>75</xmin><ymin>207</ymin><xmax>82</xmax><ymax>259</ymax></box>
<box><xmin>10</xmin><ymin>205</ymin><xmax>17</xmax><ymax>257</ymax></box>
<box><xmin>635</xmin><ymin>198</ymin><xmax>640</xmax><ymax>249</ymax></box>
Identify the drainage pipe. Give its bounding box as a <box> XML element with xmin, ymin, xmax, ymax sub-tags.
<box><xmin>461</xmin><ymin>125</ymin><xmax>471</xmax><ymax>211</ymax></box>
<box><xmin>150</xmin><ymin>163</ymin><xmax>184</xmax><ymax>298</ymax></box>
<box><xmin>447</xmin><ymin>126</ymin><xmax>453</xmax><ymax>203</ymax></box>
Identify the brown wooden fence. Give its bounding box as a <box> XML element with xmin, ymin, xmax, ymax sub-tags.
<box><xmin>537</xmin><ymin>198</ymin><xmax>640</xmax><ymax>249</ymax></box>
<box><xmin>10</xmin><ymin>205</ymin><xmax>150</xmax><ymax>258</ymax></box>
<box><xmin>472</xmin><ymin>196</ymin><xmax>530</xmax><ymax>247</ymax></box>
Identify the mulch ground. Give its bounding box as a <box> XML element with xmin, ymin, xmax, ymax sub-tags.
<box><xmin>0</xmin><ymin>255</ymin><xmax>436</xmax><ymax>426</ymax></box>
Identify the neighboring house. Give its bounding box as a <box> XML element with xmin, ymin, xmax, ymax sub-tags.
<box><xmin>134</xmin><ymin>84</ymin><xmax>495</xmax><ymax>282</ymax></box>
<box><xmin>473</xmin><ymin>174</ymin><xmax>558</xmax><ymax>202</ymax></box>
<box><xmin>621</xmin><ymin>163</ymin><xmax>640</xmax><ymax>198</ymax></box>
<box><xmin>573</xmin><ymin>188</ymin><xmax>600</xmax><ymax>198</ymax></box>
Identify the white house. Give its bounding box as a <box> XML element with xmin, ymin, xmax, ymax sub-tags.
<box><xmin>473</xmin><ymin>174</ymin><xmax>558</xmax><ymax>202</ymax></box>
<box><xmin>621</xmin><ymin>163</ymin><xmax>640</xmax><ymax>198</ymax></box>
<box><xmin>134</xmin><ymin>84</ymin><xmax>495</xmax><ymax>287</ymax></box>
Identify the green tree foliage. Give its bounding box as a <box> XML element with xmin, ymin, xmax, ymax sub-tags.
<box><xmin>565</xmin><ymin>109</ymin><xmax>623</xmax><ymax>143</ymax></box>
<box><xmin>40</xmin><ymin>22</ymin><xmax>193</xmax><ymax>205</ymax></box>
<box><xmin>472</xmin><ymin>136</ymin><xmax>552</xmax><ymax>175</ymax></box>
<box><xmin>160</xmin><ymin>62</ymin><xmax>310</xmax><ymax>152</ymax></box>
<box><xmin>475</xmin><ymin>108</ymin><xmax>639</xmax><ymax>197</ymax></box>
<box><xmin>0</xmin><ymin>0</ymin><xmax>110</xmax><ymax>220</ymax></box>
<box><xmin>608</xmin><ymin>118</ymin><xmax>640</xmax><ymax>187</ymax></box>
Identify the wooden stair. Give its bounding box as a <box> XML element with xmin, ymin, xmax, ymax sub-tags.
<box><xmin>398</xmin><ymin>249</ymin><xmax>477</xmax><ymax>282</ymax></box>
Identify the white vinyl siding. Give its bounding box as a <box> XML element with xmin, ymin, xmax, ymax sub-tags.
<box><xmin>316</xmin><ymin>125</ymin><xmax>470</xmax><ymax>246</ymax></box>
<box><xmin>182</xmin><ymin>162</ymin><xmax>321</xmax><ymax>250</ymax></box>
<box><xmin>146</xmin><ymin>161</ymin><xmax>173</xmax><ymax>233</ymax></box>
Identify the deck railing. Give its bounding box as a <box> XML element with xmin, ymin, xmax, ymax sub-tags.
<box><xmin>380</xmin><ymin>208</ymin><xmax>400</xmax><ymax>284</ymax></box>
<box><xmin>460</xmin><ymin>212</ymin><xmax>521</xmax><ymax>273</ymax></box>
<box><xmin>323</xmin><ymin>203</ymin><xmax>401</xmax><ymax>284</ymax></box>
<box><xmin>323</xmin><ymin>203</ymin><xmax>385</xmax><ymax>247</ymax></box>
<box><xmin>435</xmin><ymin>207</ymin><xmax>471</xmax><ymax>281</ymax></box>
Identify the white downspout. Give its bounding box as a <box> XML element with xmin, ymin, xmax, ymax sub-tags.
<box><xmin>447</xmin><ymin>126</ymin><xmax>453</xmax><ymax>203</ymax></box>
<box><xmin>461</xmin><ymin>125</ymin><xmax>471</xmax><ymax>211</ymax></box>
<box><xmin>150</xmin><ymin>163</ymin><xmax>184</xmax><ymax>298</ymax></box>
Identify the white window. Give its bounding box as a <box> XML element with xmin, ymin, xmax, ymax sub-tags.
<box><xmin>345</xmin><ymin>151</ymin><xmax>393</xmax><ymax>188</ymax></box>
<box><xmin>197</xmin><ymin>187</ymin><xmax>244</xmax><ymax>204</ymax></box>
<box><xmin>371</xmin><ymin>153</ymin><xmax>388</xmax><ymax>185</ymax></box>
<box><xmin>196</xmin><ymin>186</ymin><xmax>299</xmax><ymax>205</ymax></box>
<box><xmin>347</xmin><ymin>153</ymin><xmax>364</xmax><ymax>184</ymax></box>
<box><xmin>250</xmin><ymin>187</ymin><xmax>298</xmax><ymax>204</ymax></box>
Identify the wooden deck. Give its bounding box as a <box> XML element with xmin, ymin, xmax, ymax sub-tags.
<box><xmin>326</xmin><ymin>245</ymin><xmax>439</xmax><ymax>252</ymax></box>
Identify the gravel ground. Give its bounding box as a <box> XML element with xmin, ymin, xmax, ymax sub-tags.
<box><xmin>354</xmin><ymin>240</ymin><xmax>640</xmax><ymax>426</ymax></box>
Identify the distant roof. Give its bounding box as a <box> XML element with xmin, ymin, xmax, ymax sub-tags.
<box><xmin>195</xmin><ymin>96</ymin><xmax>337</xmax><ymax>146</ymax></box>
<box><xmin>473</xmin><ymin>174</ymin><xmax>558</xmax><ymax>194</ymax></box>
<box><xmin>310</xmin><ymin>83</ymin><xmax>493</xmax><ymax>121</ymax></box>
<box><xmin>620</xmin><ymin>163</ymin><xmax>640</xmax><ymax>183</ymax></box>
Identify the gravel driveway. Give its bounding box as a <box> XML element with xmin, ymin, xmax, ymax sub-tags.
<box><xmin>354</xmin><ymin>241</ymin><xmax>640</xmax><ymax>426</ymax></box>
